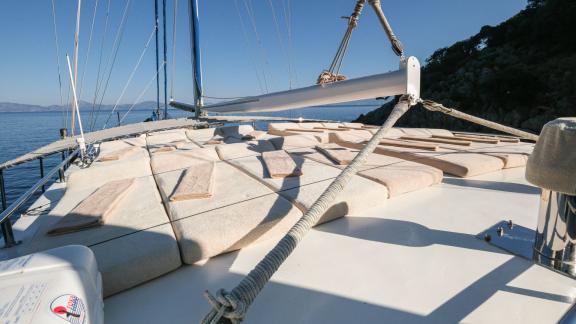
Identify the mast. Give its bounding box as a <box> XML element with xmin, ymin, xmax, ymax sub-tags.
<box><xmin>189</xmin><ymin>0</ymin><xmax>203</xmax><ymax>118</ymax></box>
<box><xmin>71</xmin><ymin>0</ymin><xmax>82</xmax><ymax>135</ymax></box>
<box><xmin>154</xmin><ymin>0</ymin><xmax>161</xmax><ymax>119</ymax></box>
<box><xmin>162</xmin><ymin>0</ymin><xmax>168</xmax><ymax>119</ymax></box>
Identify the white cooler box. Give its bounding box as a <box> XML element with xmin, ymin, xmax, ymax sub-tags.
<box><xmin>0</xmin><ymin>245</ymin><xmax>103</xmax><ymax>324</ymax></box>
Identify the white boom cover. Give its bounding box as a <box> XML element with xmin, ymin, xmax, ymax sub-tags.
<box><xmin>172</xmin><ymin>57</ymin><xmax>420</xmax><ymax>113</ymax></box>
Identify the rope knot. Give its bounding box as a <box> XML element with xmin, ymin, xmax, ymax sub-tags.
<box><xmin>421</xmin><ymin>100</ymin><xmax>452</xmax><ymax>113</ymax></box>
<box><xmin>317</xmin><ymin>71</ymin><xmax>347</xmax><ymax>85</ymax></box>
<box><xmin>202</xmin><ymin>289</ymin><xmax>246</xmax><ymax>324</ymax></box>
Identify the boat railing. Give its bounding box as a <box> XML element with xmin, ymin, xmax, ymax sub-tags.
<box><xmin>0</xmin><ymin>148</ymin><xmax>80</xmax><ymax>248</ymax></box>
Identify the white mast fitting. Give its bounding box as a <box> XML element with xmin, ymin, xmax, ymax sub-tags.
<box><xmin>171</xmin><ymin>56</ymin><xmax>420</xmax><ymax>114</ymax></box>
<box><xmin>66</xmin><ymin>54</ymin><xmax>87</xmax><ymax>157</ymax></box>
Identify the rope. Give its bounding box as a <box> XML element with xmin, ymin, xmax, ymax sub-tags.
<box><xmin>367</xmin><ymin>0</ymin><xmax>404</xmax><ymax>57</ymax></box>
<box><xmin>233</xmin><ymin>0</ymin><xmax>265</xmax><ymax>94</ymax></box>
<box><xmin>102</xmin><ymin>25</ymin><xmax>157</xmax><ymax>129</ymax></box>
<box><xmin>418</xmin><ymin>99</ymin><xmax>539</xmax><ymax>141</ymax></box>
<box><xmin>119</xmin><ymin>62</ymin><xmax>166</xmax><ymax>124</ymax></box>
<box><xmin>267</xmin><ymin>0</ymin><xmax>292</xmax><ymax>89</ymax></box>
<box><xmin>78</xmin><ymin>0</ymin><xmax>100</xmax><ymax>100</ymax></box>
<box><xmin>243</xmin><ymin>0</ymin><xmax>272</xmax><ymax>93</ymax></box>
<box><xmin>281</xmin><ymin>0</ymin><xmax>297</xmax><ymax>87</ymax></box>
<box><xmin>91</xmin><ymin>0</ymin><xmax>132</xmax><ymax>130</ymax></box>
<box><xmin>316</xmin><ymin>0</ymin><xmax>365</xmax><ymax>85</ymax></box>
<box><xmin>88</xmin><ymin>0</ymin><xmax>111</xmax><ymax>131</ymax></box>
<box><xmin>49</xmin><ymin>0</ymin><xmax>65</xmax><ymax>129</ymax></box>
<box><xmin>201</xmin><ymin>95</ymin><xmax>414</xmax><ymax>324</ymax></box>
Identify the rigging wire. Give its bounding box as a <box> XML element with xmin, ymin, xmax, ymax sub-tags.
<box><xmin>102</xmin><ymin>25</ymin><xmax>158</xmax><ymax>129</ymax></box>
<box><xmin>169</xmin><ymin>0</ymin><xmax>178</xmax><ymax>100</ymax></box>
<box><xmin>78</xmin><ymin>0</ymin><xmax>99</xmax><ymax>101</ymax></box>
<box><xmin>49</xmin><ymin>0</ymin><xmax>66</xmax><ymax>130</ymax></box>
<box><xmin>119</xmin><ymin>62</ymin><xmax>166</xmax><ymax>124</ymax></box>
<box><xmin>233</xmin><ymin>0</ymin><xmax>265</xmax><ymax>94</ymax></box>
<box><xmin>243</xmin><ymin>0</ymin><xmax>272</xmax><ymax>93</ymax></box>
<box><xmin>88</xmin><ymin>0</ymin><xmax>111</xmax><ymax>130</ymax></box>
<box><xmin>267</xmin><ymin>0</ymin><xmax>292</xmax><ymax>89</ymax></box>
<box><xmin>282</xmin><ymin>0</ymin><xmax>298</xmax><ymax>87</ymax></box>
<box><xmin>90</xmin><ymin>0</ymin><xmax>133</xmax><ymax>130</ymax></box>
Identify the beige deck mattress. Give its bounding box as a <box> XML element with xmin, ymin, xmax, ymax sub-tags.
<box><xmin>47</xmin><ymin>178</ymin><xmax>136</xmax><ymax>235</ymax></box>
<box><xmin>216</xmin><ymin>140</ymin><xmax>276</xmax><ymax>160</ymax></box>
<box><xmin>398</xmin><ymin>128</ymin><xmax>433</xmax><ymax>136</ymax></box>
<box><xmin>267</xmin><ymin>123</ymin><xmax>330</xmax><ymax>142</ymax></box>
<box><xmin>269</xmin><ymin>134</ymin><xmax>322</xmax><ymax>150</ymax></box>
<box><xmin>297</xmin><ymin>144</ymin><xmax>443</xmax><ymax>197</ymax></box>
<box><xmin>330</xmin><ymin>132</ymin><xmax>439</xmax><ymax>151</ymax></box>
<box><xmin>363</xmin><ymin>127</ymin><xmax>405</xmax><ymax>138</ymax></box>
<box><xmin>151</xmin><ymin>147</ymin><xmax>220</xmax><ymax>174</ymax></box>
<box><xmin>339</xmin><ymin>140</ymin><xmax>505</xmax><ymax>178</ymax></box>
<box><xmin>401</xmin><ymin>138</ymin><xmax>533</xmax><ymax>169</ymax></box>
<box><xmin>153</xmin><ymin>149</ymin><xmax>303</xmax><ymax>264</ymax></box>
<box><xmin>146</xmin><ymin>129</ymin><xmax>189</xmax><ymax>146</ymax></box>
<box><xmin>19</xmin><ymin>175</ymin><xmax>181</xmax><ymax>297</ymax></box>
<box><xmin>185</xmin><ymin>125</ymin><xmax>260</xmax><ymax>146</ymax></box>
<box><xmin>222</xmin><ymin>149</ymin><xmax>389</xmax><ymax>221</ymax></box>
<box><xmin>66</xmin><ymin>156</ymin><xmax>152</xmax><ymax>191</ymax></box>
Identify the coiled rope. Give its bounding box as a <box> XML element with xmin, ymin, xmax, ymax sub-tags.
<box><xmin>418</xmin><ymin>99</ymin><xmax>539</xmax><ymax>141</ymax></box>
<box><xmin>317</xmin><ymin>0</ymin><xmax>365</xmax><ymax>85</ymax></box>
<box><xmin>201</xmin><ymin>95</ymin><xmax>414</xmax><ymax>324</ymax></box>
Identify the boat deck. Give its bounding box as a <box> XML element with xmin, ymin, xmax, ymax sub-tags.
<box><xmin>2</xmin><ymin>123</ymin><xmax>573</xmax><ymax>323</ymax></box>
<box><xmin>104</xmin><ymin>167</ymin><xmax>574</xmax><ymax>323</ymax></box>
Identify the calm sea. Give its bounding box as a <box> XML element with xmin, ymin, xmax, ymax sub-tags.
<box><xmin>0</xmin><ymin>104</ymin><xmax>378</xmax><ymax>222</ymax></box>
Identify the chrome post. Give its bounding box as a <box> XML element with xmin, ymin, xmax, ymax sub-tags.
<box><xmin>533</xmin><ymin>189</ymin><xmax>576</xmax><ymax>277</ymax></box>
<box><xmin>39</xmin><ymin>157</ymin><xmax>45</xmax><ymax>192</ymax></box>
<box><xmin>0</xmin><ymin>169</ymin><xmax>18</xmax><ymax>248</ymax></box>
<box><xmin>59</xmin><ymin>128</ymin><xmax>67</xmax><ymax>182</ymax></box>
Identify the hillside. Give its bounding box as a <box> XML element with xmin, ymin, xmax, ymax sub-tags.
<box><xmin>356</xmin><ymin>0</ymin><xmax>576</xmax><ymax>133</ymax></box>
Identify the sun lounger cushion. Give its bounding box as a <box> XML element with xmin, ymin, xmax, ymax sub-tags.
<box><xmin>48</xmin><ymin>179</ymin><xmax>135</xmax><ymax>235</ymax></box>
<box><xmin>301</xmin><ymin>144</ymin><xmax>443</xmax><ymax>197</ymax></box>
<box><xmin>262</xmin><ymin>150</ymin><xmax>303</xmax><ymax>178</ymax></box>
<box><xmin>269</xmin><ymin>134</ymin><xmax>322</xmax><ymax>150</ymax></box>
<box><xmin>223</xmin><ymin>152</ymin><xmax>389</xmax><ymax>222</ymax></box>
<box><xmin>153</xmin><ymin>151</ymin><xmax>303</xmax><ymax>263</ymax></box>
<box><xmin>97</xmin><ymin>147</ymin><xmax>138</xmax><ymax>162</ymax></box>
<box><xmin>170</xmin><ymin>163</ymin><xmax>215</xmax><ymax>201</ymax></box>
<box><xmin>22</xmin><ymin>175</ymin><xmax>181</xmax><ymax>297</ymax></box>
<box><xmin>369</xmin><ymin>144</ymin><xmax>505</xmax><ymax>177</ymax></box>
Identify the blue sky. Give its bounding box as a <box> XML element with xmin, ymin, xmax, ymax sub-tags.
<box><xmin>0</xmin><ymin>0</ymin><xmax>527</xmax><ymax>105</ymax></box>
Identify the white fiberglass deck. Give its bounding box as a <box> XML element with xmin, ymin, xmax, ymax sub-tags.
<box><xmin>105</xmin><ymin>167</ymin><xmax>575</xmax><ymax>323</ymax></box>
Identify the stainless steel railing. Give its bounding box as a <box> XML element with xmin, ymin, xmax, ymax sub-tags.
<box><xmin>0</xmin><ymin>148</ymin><xmax>79</xmax><ymax>248</ymax></box>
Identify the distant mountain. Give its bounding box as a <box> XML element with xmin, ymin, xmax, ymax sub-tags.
<box><xmin>0</xmin><ymin>101</ymin><xmax>157</xmax><ymax>113</ymax></box>
<box><xmin>356</xmin><ymin>0</ymin><xmax>576</xmax><ymax>133</ymax></box>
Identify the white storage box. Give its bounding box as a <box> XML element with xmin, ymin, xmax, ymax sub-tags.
<box><xmin>0</xmin><ymin>245</ymin><xmax>103</xmax><ymax>324</ymax></box>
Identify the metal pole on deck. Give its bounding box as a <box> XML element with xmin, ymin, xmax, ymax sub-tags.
<box><xmin>189</xmin><ymin>0</ymin><xmax>203</xmax><ymax>118</ymax></box>
<box><xmin>39</xmin><ymin>158</ymin><xmax>45</xmax><ymax>193</ymax></box>
<box><xmin>155</xmin><ymin>0</ymin><xmax>161</xmax><ymax>119</ymax></box>
<box><xmin>0</xmin><ymin>170</ymin><xmax>18</xmax><ymax>248</ymax></box>
<box><xmin>162</xmin><ymin>0</ymin><xmax>168</xmax><ymax>119</ymax></box>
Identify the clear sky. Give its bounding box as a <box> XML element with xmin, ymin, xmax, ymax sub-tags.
<box><xmin>0</xmin><ymin>0</ymin><xmax>528</xmax><ymax>106</ymax></box>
